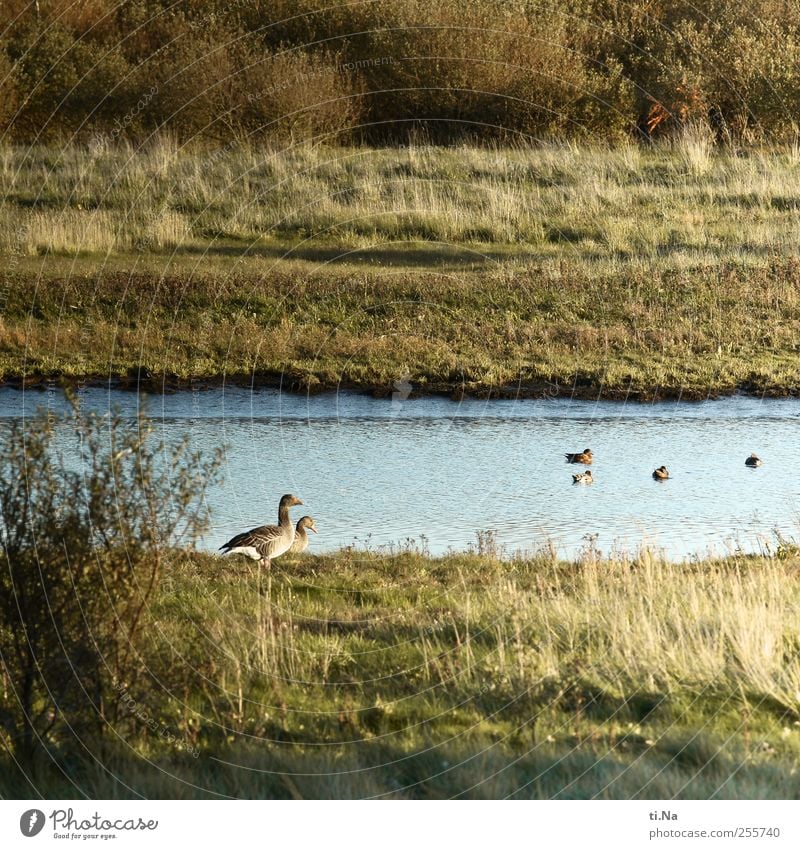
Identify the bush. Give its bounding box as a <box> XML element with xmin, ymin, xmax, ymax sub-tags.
<box><xmin>0</xmin><ymin>395</ymin><xmax>220</xmax><ymax>766</ymax></box>
<box><xmin>0</xmin><ymin>45</ymin><xmax>20</xmax><ymax>135</ymax></box>
<box><xmin>260</xmin><ymin>0</ymin><xmax>636</xmax><ymax>142</ymax></box>
<box><xmin>232</xmin><ymin>45</ymin><xmax>363</xmax><ymax>144</ymax></box>
<box><xmin>1</xmin><ymin>1</ymin><xmax>800</xmax><ymax>144</ymax></box>
<box><xmin>122</xmin><ymin>17</ymin><xmax>363</xmax><ymax>143</ymax></box>
<box><xmin>7</xmin><ymin>20</ymin><xmax>135</xmax><ymax>140</ymax></box>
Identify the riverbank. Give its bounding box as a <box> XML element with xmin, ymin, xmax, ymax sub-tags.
<box><xmin>3</xmin><ymin>548</ymin><xmax>798</xmax><ymax>799</ymax></box>
<box><xmin>3</xmin><ymin>253</ymin><xmax>800</xmax><ymax>400</ymax></box>
<box><xmin>3</xmin><ymin>143</ymin><xmax>800</xmax><ymax>399</ymax></box>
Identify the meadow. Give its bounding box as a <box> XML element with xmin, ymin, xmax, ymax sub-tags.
<box><xmin>3</xmin><ymin>139</ymin><xmax>800</xmax><ymax>398</ymax></box>
<box><xmin>4</xmin><ymin>0</ymin><xmax>800</xmax><ymax>807</ymax></box>
<box><xmin>2</xmin><ymin>546</ymin><xmax>799</xmax><ymax>799</ymax></box>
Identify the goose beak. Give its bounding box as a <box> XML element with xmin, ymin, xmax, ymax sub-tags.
<box><xmin>309</xmin><ymin>526</ymin><xmax>318</xmax><ymax>534</ymax></box>
<box><xmin>293</xmin><ymin>497</ymin><xmax>304</xmax><ymax>506</ymax></box>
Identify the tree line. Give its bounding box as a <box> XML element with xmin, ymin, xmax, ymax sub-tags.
<box><xmin>1</xmin><ymin>1</ymin><xmax>799</xmax><ymax>145</ymax></box>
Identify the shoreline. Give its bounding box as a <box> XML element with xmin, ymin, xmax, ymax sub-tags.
<box><xmin>0</xmin><ymin>370</ymin><xmax>791</xmax><ymax>403</ymax></box>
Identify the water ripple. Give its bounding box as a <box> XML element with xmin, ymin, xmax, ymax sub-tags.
<box><xmin>3</xmin><ymin>387</ymin><xmax>799</xmax><ymax>560</ymax></box>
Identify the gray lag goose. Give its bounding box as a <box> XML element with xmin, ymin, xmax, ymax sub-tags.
<box><xmin>290</xmin><ymin>516</ymin><xmax>318</xmax><ymax>553</ymax></box>
<box><xmin>219</xmin><ymin>493</ymin><xmax>303</xmax><ymax>567</ymax></box>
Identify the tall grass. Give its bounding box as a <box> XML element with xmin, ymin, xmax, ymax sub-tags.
<box><xmin>3</xmin><ymin>548</ymin><xmax>799</xmax><ymax>798</ymax></box>
<box><xmin>3</xmin><ymin>140</ymin><xmax>800</xmax><ymax>265</ymax></box>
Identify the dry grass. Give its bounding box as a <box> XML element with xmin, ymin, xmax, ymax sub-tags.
<box><xmin>3</xmin><ymin>141</ymin><xmax>800</xmax><ymax>264</ymax></box>
<box><xmin>4</xmin><ymin>548</ymin><xmax>799</xmax><ymax>798</ymax></box>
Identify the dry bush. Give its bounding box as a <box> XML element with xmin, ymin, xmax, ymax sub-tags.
<box><xmin>229</xmin><ymin>44</ymin><xmax>363</xmax><ymax>143</ymax></box>
<box><xmin>1</xmin><ymin>0</ymin><xmax>800</xmax><ymax>144</ymax></box>
<box><xmin>0</xmin><ymin>397</ymin><xmax>221</xmax><ymax>764</ymax></box>
<box><xmin>261</xmin><ymin>0</ymin><xmax>635</xmax><ymax>142</ymax></box>
<box><xmin>138</xmin><ymin>21</ymin><xmax>361</xmax><ymax>143</ymax></box>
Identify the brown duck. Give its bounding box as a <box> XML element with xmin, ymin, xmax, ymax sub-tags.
<box><xmin>565</xmin><ymin>449</ymin><xmax>593</xmax><ymax>465</ymax></box>
<box><xmin>290</xmin><ymin>516</ymin><xmax>318</xmax><ymax>553</ymax></box>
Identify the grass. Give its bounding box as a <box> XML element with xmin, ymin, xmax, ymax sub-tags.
<box><xmin>3</xmin><ymin>547</ymin><xmax>800</xmax><ymax>799</ymax></box>
<box><xmin>6</xmin><ymin>136</ymin><xmax>800</xmax><ymax>262</ymax></box>
<box><xmin>3</xmin><ymin>138</ymin><xmax>800</xmax><ymax>397</ymax></box>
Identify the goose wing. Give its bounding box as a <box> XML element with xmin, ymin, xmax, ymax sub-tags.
<box><xmin>220</xmin><ymin>523</ymin><xmax>288</xmax><ymax>558</ymax></box>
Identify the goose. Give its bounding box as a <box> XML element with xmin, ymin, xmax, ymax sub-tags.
<box><xmin>572</xmin><ymin>470</ymin><xmax>593</xmax><ymax>484</ymax></box>
<box><xmin>745</xmin><ymin>454</ymin><xmax>763</xmax><ymax>467</ymax></box>
<box><xmin>652</xmin><ymin>466</ymin><xmax>669</xmax><ymax>481</ymax></box>
<box><xmin>290</xmin><ymin>516</ymin><xmax>318</xmax><ymax>553</ymax></box>
<box><xmin>565</xmin><ymin>449</ymin><xmax>593</xmax><ymax>465</ymax></box>
<box><xmin>219</xmin><ymin>493</ymin><xmax>303</xmax><ymax>567</ymax></box>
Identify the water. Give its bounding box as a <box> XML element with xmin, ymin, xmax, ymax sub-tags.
<box><xmin>3</xmin><ymin>386</ymin><xmax>800</xmax><ymax>560</ymax></box>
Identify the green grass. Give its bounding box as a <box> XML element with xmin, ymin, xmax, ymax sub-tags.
<box><xmin>3</xmin><ymin>548</ymin><xmax>800</xmax><ymax>799</ymax></box>
<box><xmin>3</xmin><ymin>139</ymin><xmax>800</xmax><ymax>397</ymax></box>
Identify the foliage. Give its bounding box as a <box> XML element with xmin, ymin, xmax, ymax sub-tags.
<box><xmin>2</xmin><ymin>1</ymin><xmax>800</xmax><ymax>143</ymax></box>
<box><xmin>0</xmin><ymin>395</ymin><xmax>221</xmax><ymax>764</ymax></box>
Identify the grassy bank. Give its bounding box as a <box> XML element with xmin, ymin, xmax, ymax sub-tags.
<box><xmin>3</xmin><ymin>142</ymin><xmax>800</xmax><ymax>397</ymax></box>
<box><xmin>3</xmin><ymin>548</ymin><xmax>800</xmax><ymax>799</ymax></box>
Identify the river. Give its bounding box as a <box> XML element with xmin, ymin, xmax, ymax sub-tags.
<box><xmin>3</xmin><ymin>386</ymin><xmax>798</xmax><ymax>560</ymax></box>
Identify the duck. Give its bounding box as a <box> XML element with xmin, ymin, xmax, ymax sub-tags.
<box><xmin>565</xmin><ymin>448</ymin><xmax>593</xmax><ymax>465</ymax></box>
<box><xmin>219</xmin><ymin>493</ymin><xmax>303</xmax><ymax>567</ymax></box>
<box><xmin>290</xmin><ymin>516</ymin><xmax>318</xmax><ymax>553</ymax></box>
<box><xmin>745</xmin><ymin>454</ymin><xmax>763</xmax><ymax>467</ymax></box>
<box><xmin>572</xmin><ymin>470</ymin><xmax>593</xmax><ymax>484</ymax></box>
<box><xmin>652</xmin><ymin>466</ymin><xmax>669</xmax><ymax>481</ymax></box>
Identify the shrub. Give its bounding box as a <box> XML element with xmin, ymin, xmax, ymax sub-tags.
<box><xmin>232</xmin><ymin>44</ymin><xmax>363</xmax><ymax>144</ymax></box>
<box><xmin>1</xmin><ymin>1</ymin><xmax>800</xmax><ymax>144</ymax></box>
<box><xmin>0</xmin><ymin>45</ymin><xmax>20</xmax><ymax>135</ymax></box>
<box><xmin>0</xmin><ymin>395</ymin><xmax>220</xmax><ymax>766</ymax></box>
<box><xmin>7</xmin><ymin>21</ymin><xmax>135</xmax><ymax>140</ymax></box>
<box><xmin>136</xmin><ymin>19</ymin><xmax>362</xmax><ymax>143</ymax></box>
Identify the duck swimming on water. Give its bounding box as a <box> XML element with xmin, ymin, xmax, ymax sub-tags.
<box><xmin>565</xmin><ymin>449</ymin><xmax>593</xmax><ymax>465</ymax></box>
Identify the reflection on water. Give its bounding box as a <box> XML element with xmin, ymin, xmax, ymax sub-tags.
<box><xmin>3</xmin><ymin>386</ymin><xmax>800</xmax><ymax>560</ymax></box>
